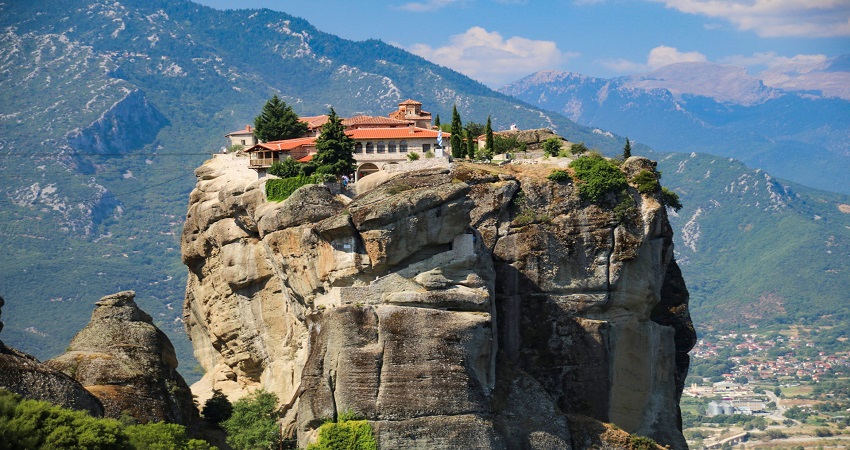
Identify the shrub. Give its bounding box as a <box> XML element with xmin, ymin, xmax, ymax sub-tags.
<box><xmin>569</xmin><ymin>142</ymin><xmax>589</xmax><ymax>156</ymax></box>
<box><xmin>221</xmin><ymin>390</ymin><xmax>280</xmax><ymax>450</ymax></box>
<box><xmin>306</xmin><ymin>411</ymin><xmax>376</xmax><ymax>450</ymax></box>
<box><xmin>202</xmin><ymin>389</ymin><xmax>233</xmax><ymax>424</ymax></box>
<box><xmin>424</xmin><ymin>150</ymin><xmax>435</xmax><ymax>158</ymax></box>
<box><xmin>266</xmin><ymin>174</ymin><xmax>334</xmax><ymax>202</ymax></box>
<box><xmin>547</xmin><ymin>169</ymin><xmax>571</xmax><ymax>183</ymax></box>
<box><xmin>631</xmin><ymin>170</ymin><xmax>659</xmax><ymax>194</ymax></box>
<box><xmin>568</xmin><ymin>154</ymin><xmax>628</xmax><ymax>203</ymax></box>
<box><xmin>543</xmin><ymin>137</ymin><xmax>562</xmax><ymax>157</ymax></box>
<box><xmin>630</xmin><ymin>435</ymin><xmax>659</xmax><ymax>450</ymax></box>
<box><xmin>660</xmin><ymin>187</ymin><xmax>683</xmax><ymax>211</ymax></box>
<box><xmin>407</xmin><ymin>152</ymin><xmax>420</xmax><ymax>161</ymax></box>
<box><xmin>614</xmin><ymin>191</ymin><xmax>639</xmax><ymax>224</ymax></box>
<box><xmin>268</xmin><ymin>158</ymin><xmax>302</xmax><ymax>178</ymax></box>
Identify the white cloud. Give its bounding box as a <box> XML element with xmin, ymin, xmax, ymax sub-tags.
<box><xmin>648</xmin><ymin>0</ymin><xmax>850</xmax><ymax>37</ymax></box>
<box><xmin>395</xmin><ymin>0</ymin><xmax>464</xmax><ymax>12</ymax></box>
<box><xmin>407</xmin><ymin>27</ymin><xmax>577</xmax><ymax>87</ymax></box>
<box><xmin>597</xmin><ymin>45</ymin><xmax>706</xmax><ymax>73</ymax></box>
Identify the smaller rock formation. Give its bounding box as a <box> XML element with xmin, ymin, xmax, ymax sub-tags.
<box><xmin>0</xmin><ymin>295</ymin><xmax>104</xmax><ymax>416</ymax></box>
<box><xmin>48</xmin><ymin>291</ymin><xmax>199</xmax><ymax>427</ymax></box>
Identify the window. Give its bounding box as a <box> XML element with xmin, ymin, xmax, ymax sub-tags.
<box><xmin>355</xmin><ymin>143</ymin><xmax>363</xmax><ymax>154</ymax></box>
<box><xmin>422</xmin><ymin>144</ymin><xmax>430</xmax><ymax>153</ymax></box>
<box><xmin>366</xmin><ymin>142</ymin><xmax>374</xmax><ymax>153</ymax></box>
<box><xmin>377</xmin><ymin>142</ymin><xmax>385</xmax><ymax>153</ymax></box>
<box><xmin>241</xmin><ymin>139</ymin><xmax>246</xmax><ymax>145</ymax></box>
<box><xmin>399</xmin><ymin>140</ymin><xmax>408</xmax><ymax>152</ymax></box>
<box><xmin>388</xmin><ymin>141</ymin><xmax>396</xmax><ymax>153</ymax></box>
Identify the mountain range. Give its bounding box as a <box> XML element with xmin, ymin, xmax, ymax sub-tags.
<box><xmin>0</xmin><ymin>0</ymin><xmax>848</xmax><ymax>381</ymax></box>
<box><xmin>500</xmin><ymin>61</ymin><xmax>850</xmax><ymax>195</ymax></box>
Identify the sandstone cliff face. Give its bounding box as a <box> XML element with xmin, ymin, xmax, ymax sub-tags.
<box><xmin>47</xmin><ymin>291</ymin><xmax>199</xmax><ymax>428</ymax></box>
<box><xmin>182</xmin><ymin>154</ymin><xmax>695</xmax><ymax>449</ymax></box>
<box><xmin>0</xmin><ymin>296</ymin><xmax>104</xmax><ymax>417</ymax></box>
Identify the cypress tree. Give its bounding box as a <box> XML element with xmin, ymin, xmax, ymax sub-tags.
<box><xmin>253</xmin><ymin>95</ymin><xmax>308</xmax><ymax>142</ymax></box>
<box><xmin>450</xmin><ymin>105</ymin><xmax>463</xmax><ymax>158</ymax></box>
<box><xmin>312</xmin><ymin>108</ymin><xmax>356</xmax><ymax>177</ymax></box>
<box><xmin>434</xmin><ymin>114</ymin><xmax>440</xmax><ymax>128</ymax></box>
<box><xmin>467</xmin><ymin>134</ymin><xmax>475</xmax><ymax>159</ymax></box>
<box><xmin>485</xmin><ymin>116</ymin><xmax>494</xmax><ymax>154</ymax></box>
<box><xmin>623</xmin><ymin>138</ymin><xmax>632</xmax><ymax>159</ymax></box>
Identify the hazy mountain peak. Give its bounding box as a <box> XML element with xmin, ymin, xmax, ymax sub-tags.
<box><xmin>625</xmin><ymin>61</ymin><xmax>780</xmax><ymax>106</ymax></box>
<box><xmin>760</xmin><ymin>54</ymin><xmax>850</xmax><ymax>101</ymax></box>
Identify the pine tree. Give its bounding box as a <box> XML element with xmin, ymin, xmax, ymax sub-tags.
<box><xmin>253</xmin><ymin>95</ymin><xmax>308</xmax><ymax>142</ymax></box>
<box><xmin>485</xmin><ymin>116</ymin><xmax>494</xmax><ymax>154</ymax></box>
<box><xmin>312</xmin><ymin>108</ymin><xmax>356</xmax><ymax>177</ymax></box>
<box><xmin>450</xmin><ymin>105</ymin><xmax>463</xmax><ymax>158</ymax></box>
<box><xmin>623</xmin><ymin>138</ymin><xmax>632</xmax><ymax>159</ymax></box>
<box><xmin>434</xmin><ymin>114</ymin><xmax>440</xmax><ymax>128</ymax></box>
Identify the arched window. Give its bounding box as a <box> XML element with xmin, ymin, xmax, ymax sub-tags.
<box><xmin>366</xmin><ymin>142</ymin><xmax>374</xmax><ymax>153</ymax></box>
<box><xmin>399</xmin><ymin>140</ymin><xmax>408</xmax><ymax>153</ymax></box>
<box><xmin>354</xmin><ymin>143</ymin><xmax>363</xmax><ymax>154</ymax></box>
<box><xmin>377</xmin><ymin>142</ymin><xmax>385</xmax><ymax>153</ymax></box>
<box><xmin>388</xmin><ymin>141</ymin><xmax>397</xmax><ymax>153</ymax></box>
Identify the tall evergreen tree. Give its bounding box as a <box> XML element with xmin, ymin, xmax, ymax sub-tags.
<box><xmin>623</xmin><ymin>138</ymin><xmax>632</xmax><ymax>159</ymax></box>
<box><xmin>312</xmin><ymin>108</ymin><xmax>356</xmax><ymax>176</ymax></box>
<box><xmin>253</xmin><ymin>95</ymin><xmax>308</xmax><ymax>142</ymax></box>
<box><xmin>467</xmin><ymin>134</ymin><xmax>475</xmax><ymax>159</ymax></box>
<box><xmin>485</xmin><ymin>116</ymin><xmax>494</xmax><ymax>154</ymax></box>
<box><xmin>434</xmin><ymin>114</ymin><xmax>440</xmax><ymax>128</ymax></box>
<box><xmin>450</xmin><ymin>105</ymin><xmax>463</xmax><ymax>158</ymax></box>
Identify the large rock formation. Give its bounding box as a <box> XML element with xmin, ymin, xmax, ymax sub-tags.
<box><xmin>182</xmin><ymin>154</ymin><xmax>695</xmax><ymax>449</ymax></box>
<box><xmin>0</xmin><ymin>295</ymin><xmax>104</xmax><ymax>417</ymax></box>
<box><xmin>47</xmin><ymin>291</ymin><xmax>199</xmax><ymax>428</ymax></box>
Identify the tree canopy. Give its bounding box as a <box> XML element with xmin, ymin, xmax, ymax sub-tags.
<box><xmin>311</xmin><ymin>108</ymin><xmax>356</xmax><ymax>177</ymax></box>
<box><xmin>623</xmin><ymin>138</ymin><xmax>632</xmax><ymax>159</ymax></box>
<box><xmin>485</xmin><ymin>116</ymin><xmax>494</xmax><ymax>155</ymax></box>
<box><xmin>253</xmin><ymin>95</ymin><xmax>308</xmax><ymax>142</ymax></box>
<box><xmin>450</xmin><ymin>105</ymin><xmax>464</xmax><ymax>158</ymax></box>
<box><xmin>220</xmin><ymin>390</ymin><xmax>281</xmax><ymax>450</ymax></box>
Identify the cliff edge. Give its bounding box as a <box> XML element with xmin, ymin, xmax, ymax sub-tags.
<box><xmin>181</xmin><ymin>154</ymin><xmax>695</xmax><ymax>449</ymax></box>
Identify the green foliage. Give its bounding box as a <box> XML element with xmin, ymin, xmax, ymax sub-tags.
<box><xmin>547</xmin><ymin>169</ymin><xmax>571</xmax><ymax>183</ymax></box>
<box><xmin>614</xmin><ymin>190</ymin><xmax>639</xmax><ymax>225</ymax></box>
<box><xmin>631</xmin><ymin>170</ymin><xmax>660</xmax><ymax>194</ymax></box>
<box><xmin>623</xmin><ymin>138</ymin><xmax>632</xmax><ymax>159</ymax></box>
<box><xmin>227</xmin><ymin>144</ymin><xmax>245</xmax><ymax>153</ymax></box>
<box><xmin>493</xmin><ymin>134</ymin><xmax>525</xmax><ymax>154</ymax></box>
<box><xmin>253</xmin><ymin>95</ymin><xmax>308</xmax><ymax>142</ymax></box>
<box><xmin>407</xmin><ymin>152</ymin><xmax>420</xmax><ymax>161</ymax></box>
<box><xmin>433</xmin><ymin>114</ymin><xmax>440</xmax><ymax>127</ymax></box>
<box><xmin>268</xmin><ymin>158</ymin><xmax>302</xmax><ymax>178</ymax></box>
<box><xmin>629</xmin><ymin>435</ymin><xmax>659</xmax><ymax>450</ymax></box>
<box><xmin>570</xmin><ymin>142</ymin><xmax>589</xmax><ymax>156</ymax></box>
<box><xmin>221</xmin><ymin>390</ymin><xmax>281</xmax><ymax>450</ymax></box>
<box><xmin>485</xmin><ymin>116</ymin><xmax>494</xmax><ymax>154</ymax></box>
<box><xmin>202</xmin><ymin>389</ymin><xmax>233</xmax><ymax>424</ymax></box>
<box><xmin>543</xmin><ymin>137</ymin><xmax>562</xmax><ymax>157</ymax></box>
<box><xmin>659</xmin><ymin>187</ymin><xmax>682</xmax><ymax>211</ymax></box>
<box><xmin>512</xmin><ymin>191</ymin><xmax>549</xmax><ymax>225</ymax></box>
<box><xmin>312</xmin><ymin>108</ymin><xmax>356</xmax><ymax>176</ymax></box>
<box><xmin>568</xmin><ymin>154</ymin><xmax>628</xmax><ymax>203</ymax></box>
<box><xmin>424</xmin><ymin>150</ymin><xmax>434</xmax><ymax>158</ymax></box>
<box><xmin>450</xmin><ymin>105</ymin><xmax>464</xmax><ymax>158</ymax></box>
<box><xmin>265</xmin><ymin>174</ymin><xmax>333</xmax><ymax>202</ymax></box>
<box><xmin>305</xmin><ymin>411</ymin><xmax>376</xmax><ymax>450</ymax></box>
<box><xmin>466</xmin><ymin>136</ymin><xmax>475</xmax><ymax>159</ymax></box>
<box><xmin>0</xmin><ymin>389</ymin><xmax>213</xmax><ymax>450</ymax></box>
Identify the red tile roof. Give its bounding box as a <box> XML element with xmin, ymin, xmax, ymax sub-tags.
<box><xmin>399</xmin><ymin>99</ymin><xmax>422</xmax><ymax>106</ymax></box>
<box><xmin>343</xmin><ymin>115</ymin><xmax>410</xmax><ymax>127</ymax></box>
<box><xmin>247</xmin><ymin>137</ymin><xmax>316</xmax><ymax>152</ymax></box>
<box><xmin>298</xmin><ymin>154</ymin><xmax>313</xmax><ymax>162</ymax></box>
<box><xmin>300</xmin><ymin>115</ymin><xmax>329</xmax><ymax>129</ymax></box>
<box><xmin>347</xmin><ymin>127</ymin><xmax>448</xmax><ymax>139</ymax></box>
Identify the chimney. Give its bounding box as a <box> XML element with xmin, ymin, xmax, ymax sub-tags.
<box><xmin>246</xmin><ymin>125</ymin><xmax>252</xmax><ymax>132</ymax></box>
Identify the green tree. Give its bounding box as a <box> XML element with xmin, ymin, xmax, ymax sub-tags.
<box><xmin>450</xmin><ymin>105</ymin><xmax>464</xmax><ymax>158</ymax></box>
<box><xmin>253</xmin><ymin>95</ymin><xmax>308</xmax><ymax>142</ymax></box>
<box><xmin>465</xmin><ymin>121</ymin><xmax>486</xmax><ymax>139</ymax></box>
<box><xmin>570</xmin><ymin>142</ymin><xmax>589</xmax><ymax>156</ymax></box>
<box><xmin>268</xmin><ymin>158</ymin><xmax>302</xmax><ymax>178</ymax></box>
<box><xmin>202</xmin><ymin>389</ymin><xmax>233</xmax><ymax>424</ymax></box>
<box><xmin>311</xmin><ymin>108</ymin><xmax>356</xmax><ymax>177</ymax></box>
<box><xmin>126</xmin><ymin>422</ymin><xmax>214</xmax><ymax>450</ymax></box>
<box><xmin>623</xmin><ymin>137</ymin><xmax>632</xmax><ymax>159</ymax></box>
<box><xmin>466</xmin><ymin>135</ymin><xmax>476</xmax><ymax>159</ymax></box>
<box><xmin>434</xmin><ymin>114</ymin><xmax>440</xmax><ymax>128</ymax></box>
<box><xmin>568</xmin><ymin>153</ymin><xmax>628</xmax><ymax>203</ymax></box>
<box><xmin>543</xmin><ymin>137</ymin><xmax>562</xmax><ymax>157</ymax></box>
<box><xmin>485</xmin><ymin>116</ymin><xmax>494</xmax><ymax>155</ymax></box>
<box><xmin>221</xmin><ymin>390</ymin><xmax>281</xmax><ymax>450</ymax></box>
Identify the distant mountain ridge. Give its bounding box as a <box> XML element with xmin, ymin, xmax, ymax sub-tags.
<box><xmin>500</xmin><ymin>61</ymin><xmax>850</xmax><ymax>194</ymax></box>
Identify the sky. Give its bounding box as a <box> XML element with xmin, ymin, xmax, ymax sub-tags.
<box><xmin>193</xmin><ymin>0</ymin><xmax>850</xmax><ymax>88</ymax></box>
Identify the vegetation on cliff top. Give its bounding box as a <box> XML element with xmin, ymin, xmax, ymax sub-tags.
<box><xmin>0</xmin><ymin>389</ymin><xmax>215</xmax><ymax>450</ymax></box>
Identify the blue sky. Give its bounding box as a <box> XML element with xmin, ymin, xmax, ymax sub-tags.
<box><xmin>193</xmin><ymin>0</ymin><xmax>850</xmax><ymax>87</ymax></box>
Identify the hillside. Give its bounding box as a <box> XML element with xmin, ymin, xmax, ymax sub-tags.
<box><xmin>0</xmin><ymin>0</ymin><xmax>622</xmax><ymax>375</ymax></box>
<box><xmin>500</xmin><ymin>66</ymin><xmax>850</xmax><ymax>195</ymax></box>
<box><xmin>1</xmin><ymin>0</ymin><xmax>849</xmax><ymax>383</ymax></box>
